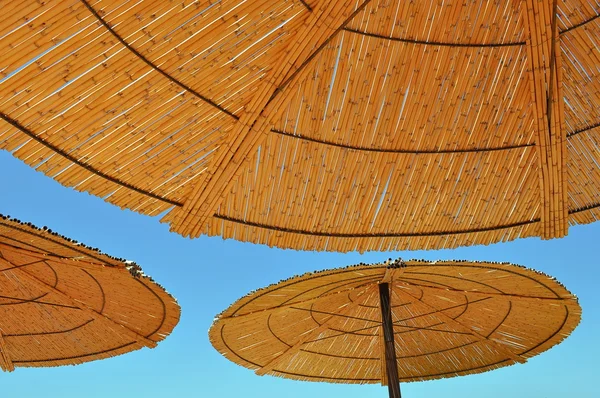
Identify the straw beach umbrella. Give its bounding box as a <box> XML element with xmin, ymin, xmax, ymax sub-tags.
<box><xmin>209</xmin><ymin>259</ymin><xmax>581</xmax><ymax>397</ymax></box>
<box><xmin>0</xmin><ymin>214</ymin><xmax>180</xmax><ymax>371</ymax></box>
<box><xmin>1</xmin><ymin>1</ymin><xmax>599</xmax><ymax>252</ymax></box>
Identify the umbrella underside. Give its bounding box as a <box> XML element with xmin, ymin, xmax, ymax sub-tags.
<box><xmin>0</xmin><ymin>216</ymin><xmax>180</xmax><ymax>371</ymax></box>
<box><xmin>209</xmin><ymin>261</ymin><xmax>581</xmax><ymax>384</ymax></box>
<box><xmin>1</xmin><ymin>0</ymin><xmax>599</xmax><ymax>251</ymax></box>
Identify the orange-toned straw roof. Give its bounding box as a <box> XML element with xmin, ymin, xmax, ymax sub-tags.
<box><xmin>1</xmin><ymin>1</ymin><xmax>599</xmax><ymax>252</ymax></box>
<box><xmin>209</xmin><ymin>259</ymin><xmax>581</xmax><ymax>385</ymax></box>
<box><xmin>0</xmin><ymin>214</ymin><xmax>180</xmax><ymax>371</ymax></box>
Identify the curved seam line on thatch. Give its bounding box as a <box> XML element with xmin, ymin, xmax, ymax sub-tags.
<box><xmin>395</xmin><ymin>296</ymin><xmax>491</xmax><ymax>323</ymax></box>
<box><xmin>299</xmin><ymin>349</ymin><xmax>378</xmax><ymax>360</ymax></box>
<box><xmin>1</xmin><ymin>249</ymin><xmax>59</xmax><ymax>290</ymax></box>
<box><xmin>2</xmin><ymin>261</ymin><xmax>74</xmax><ymax>309</ymax></box>
<box><xmin>271</xmin><ymin>370</ymin><xmax>379</xmax><ymax>382</ymax></box>
<box><xmin>342</xmin><ymin>27</ymin><xmax>526</xmax><ymax>47</ymax></box>
<box><xmin>270</xmin><ymin>128</ymin><xmax>535</xmax><ymax>153</ymax></box>
<box><xmin>303</xmin><ymin>287</ymin><xmax>380</xmax><ymax>334</ymax></box>
<box><xmin>0</xmin><ymin>234</ymin><xmax>52</xmax><ymax>255</ymax></box>
<box><xmin>399</xmin><ymin>274</ymin><xmax>506</xmax><ymax>294</ymax></box>
<box><xmin>395</xmin><ymin>276</ymin><xmax>464</xmax><ymax>291</ymax></box>
<box><xmin>487</xmin><ymin>301</ymin><xmax>512</xmax><ymax>338</ymax></box>
<box><xmin>216</xmin><ymin>204</ymin><xmax>600</xmax><ymax>234</ymax></box>
<box><xmin>304</xmin><ymin>296</ymin><xmax>449</xmax><ymax>342</ymax></box>
<box><xmin>309</xmin><ymin>300</ymin><xmax>476</xmax><ymax>339</ymax></box>
<box><xmin>403</xmin><ymin>268</ymin><xmax>561</xmax><ymax>298</ymax></box>
<box><xmin>400</xmin><ymin>359</ymin><xmax>512</xmax><ymax>380</ymax></box>
<box><xmin>570</xmin><ymin>202</ymin><xmax>600</xmax><ymax>214</ymax></box>
<box><xmin>12</xmin><ymin>341</ymin><xmax>137</xmax><ymax>364</ymax></box>
<box><xmin>0</xmin><ymin>294</ymin><xmax>79</xmax><ymax>309</ymax></box>
<box><xmin>267</xmin><ymin>313</ymin><xmax>292</xmax><ymax>347</ymax></box>
<box><xmin>393</xmin><ymin>286</ymin><xmax>479</xmax><ymax>331</ymax></box>
<box><xmin>300</xmin><ymin>305</ymin><xmax>381</xmax><ymax>324</ymax></box>
<box><xmin>81</xmin><ymin>269</ymin><xmax>106</xmax><ymax>313</ymax></box>
<box><xmin>0</xmin><ymin>113</ymin><xmax>183</xmax><ymax>208</ymax></box>
<box><xmin>273</xmin><ymin>361</ymin><xmax>521</xmax><ymax>383</ymax></box>
<box><xmin>397</xmin><ymin>341</ymin><xmax>478</xmax><ymax>359</ymax></box>
<box><xmin>0</xmin><ymin>221</ymin><xmax>114</xmax><ymax>265</ymax></box>
<box><xmin>0</xmin><ymin>293</ymin><xmax>49</xmax><ymax>306</ymax></box>
<box><xmin>395</xmin><ymin>283</ymin><xmax>474</xmax><ymax>327</ymax></box>
<box><xmin>395</xmin><ymin>324</ymin><xmax>474</xmax><ymax>336</ymax></box>
<box><xmin>213</xmin><ymin>215</ymin><xmax>539</xmax><ymax>237</ymax></box>
<box><xmin>292</xmin><ymin>279</ymin><xmax>383</xmax><ymax>331</ymax></box>
<box><xmin>135</xmin><ymin>278</ymin><xmax>167</xmax><ymax>338</ymax></box>
<box><xmin>230</xmin><ymin>272</ymin><xmax>382</xmax><ymax>316</ymax></box>
<box><xmin>0</xmin><ymin>258</ymin><xmax>76</xmax><ymax>308</ymax></box>
<box><xmin>0</xmin><ymin>259</ymin><xmax>46</xmax><ymax>273</ymax></box>
<box><xmin>267</xmin><ymin>0</ymin><xmax>374</xmax><ymax>103</ymax></box>
<box><xmin>560</xmin><ymin>13</ymin><xmax>600</xmax><ymax>34</ymax></box>
<box><xmin>306</xmin><ymin>294</ymin><xmax>478</xmax><ymax>342</ymax></box>
<box><xmin>78</xmin><ymin>0</ymin><xmax>239</xmax><ymax>120</ymax></box>
<box><xmin>301</xmin><ymin>338</ymin><xmax>481</xmax><ymax>360</ymax></box>
<box><xmin>519</xmin><ymin>305</ymin><xmax>569</xmax><ymax>356</ymax></box>
<box><xmin>298</xmin><ymin>0</ymin><xmax>313</xmax><ymax>12</ymax></box>
<box><xmin>279</xmin><ymin>276</ymin><xmax>380</xmax><ymax>307</ymax></box>
<box><xmin>566</xmin><ymin>121</ymin><xmax>600</xmax><ymax>138</ymax></box>
<box><xmin>220</xmin><ymin>323</ymin><xmax>262</xmax><ymax>368</ymax></box>
<box><xmin>304</xmin><ymin>320</ymin><xmax>437</xmax><ymax>343</ymax></box>
<box><xmin>2</xmin><ymin>319</ymin><xmax>94</xmax><ymax>337</ymax></box>
<box><xmin>43</xmin><ymin>260</ymin><xmax>60</xmax><ymax>288</ymax></box>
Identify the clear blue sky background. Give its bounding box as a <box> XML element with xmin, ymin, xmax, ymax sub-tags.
<box><xmin>0</xmin><ymin>150</ymin><xmax>598</xmax><ymax>398</ymax></box>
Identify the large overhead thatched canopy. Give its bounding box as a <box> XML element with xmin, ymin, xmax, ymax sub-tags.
<box><xmin>1</xmin><ymin>1</ymin><xmax>599</xmax><ymax>251</ymax></box>
<box><xmin>0</xmin><ymin>215</ymin><xmax>180</xmax><ymax>371</ymax></box>
<box><xmin>209</xmin><ymin>259</ymin><xmax>581</xmax><ymax>387</ymax></box>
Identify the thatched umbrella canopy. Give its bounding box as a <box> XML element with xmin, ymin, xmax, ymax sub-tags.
<box><xmin>0</xmin><ymin>214</ymin><xmax>180</xmax><ymax>372</ymax></box>
<box><xmin>1</xmin><ymin>1</ymin><xmax>599</xmax><ymax>252</ymax></box>
<box><xmin>209</xmin><ymin>259</ymin><xmax>580</xmax><ymax>397</ymax></box>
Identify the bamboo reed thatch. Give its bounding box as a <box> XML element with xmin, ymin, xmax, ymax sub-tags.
<box><xmin>0</xmin><ymin>214</ymin><xmax>180</xmax><ymax>372</ymax></box>
<box><xmin>1</xmin><ymin>1</ymin><xmax>600</xmax><ymax>252</ymax></box>
<box><xmin>209</xmin><ymin>259</ymin><xmax>581</xmax><ymax>386</ymax></box>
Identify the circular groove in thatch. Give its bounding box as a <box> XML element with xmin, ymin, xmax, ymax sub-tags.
<box><xmin>567</xmin><ymin>121</ymin><xmax>600</xmax><ymax>138</ymax></box>
<box><xmin>212</xmin><ymin>214</ymin><xmax>540</xmax><ymax>237</ymax></box>
<box><xmin>210</xmin><ymin>259</ymin><xmax>580</xmax><ymax>384</ymax></box>
<box><xmin>79</xmin><ymin>0</ymin><xmax>239</xmax><ymax>120</ymax></box>
<box><xmin>298</xmin><ymin>0</ymin><xmax>313</xmax><ymax>12</ymax></box>
<box><xmin>0</xmin><ymin>217</ymin><xmax>115</xmax><ymax>265</ymax></box>
<box><xmin>560</xmin><ymin>13</ymin><xmax>600</xmax><ymax>34</ymax></box>
<box><xmin>342</xmin><ymin>27</ymin><xmax>527</xmax><ymax>47</ymax></box>
<box><xmin>271</xmin><ymin>128</ymin><xmax>536</xmax><ymax>153</ymax></box>
<box><xmin>0</xmin><ymin>215</ymin><xmax>180</xmax><ymax>372</ymax></box>
<box><xmin>570</xmin><ymin>201</ymin><xmax>600</xmax><ymax>214</ymax></box>
<box><xmin>266</xmin><ymin>0</ymin><xmax>374</xmax><ymax>101</ymax></box>
<box><xmin>0</xmin><ymin>113</ymin><xmax>183</xmax><ymax>207</ymax></box>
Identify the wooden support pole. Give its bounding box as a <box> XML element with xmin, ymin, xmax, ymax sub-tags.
<box><xmin>379</xmin><ymin>283</ymin><xmax>401</xmax><ymax>398</ymax></box>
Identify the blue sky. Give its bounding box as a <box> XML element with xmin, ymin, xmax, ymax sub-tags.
<box><xmin>0</xmin><ymin>150</ymin><xmax>598</xmax><ymax>398</ymax></box>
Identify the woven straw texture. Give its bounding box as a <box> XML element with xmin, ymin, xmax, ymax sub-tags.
<box><xmin>0</xmin><ymin>214</ymin><xmax>180</xmax><ymax>372</ymax></box>
<box><xmin>210</xmin><ymin>259</ymin><xmax>581</xmax><ymax>384</ymax></box>
<box><xmin>1</xmin><ymin>1</ymin><xmax>599</xmax><ymax>252</ymax></box>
